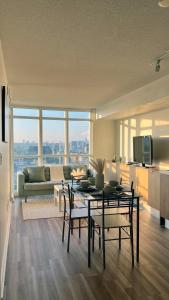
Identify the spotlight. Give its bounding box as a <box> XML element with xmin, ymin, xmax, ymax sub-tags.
<box><xmin>158</xmin><ymin>0</ymin><xmax>169</xmax><ymax>7</ymax></box>
<box><xmin>155</xmin><ymin>59</ymin><xmax>161</xmax><ymax>72</ymax></box>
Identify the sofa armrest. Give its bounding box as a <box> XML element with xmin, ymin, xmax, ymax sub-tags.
<box><xmin>17</xmin><ymin>172</ymin><xmax>25</xmax><ymax>196</ymax></box>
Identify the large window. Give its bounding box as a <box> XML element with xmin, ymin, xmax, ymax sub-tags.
<box><xmin>69</xmin><ymin>120</ymin><xmax>90</xmax><ymax>164</ymax></box>
<box><xmin>12</xmin><ymin>108</ymin><xmax>93</xmax><ymax>191</ymax></box>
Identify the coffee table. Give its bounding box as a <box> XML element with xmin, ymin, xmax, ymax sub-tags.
<box><xmin>54</xmin><ymin>184</ymin><xmax>63</xmax><ymax>212</ymax></box>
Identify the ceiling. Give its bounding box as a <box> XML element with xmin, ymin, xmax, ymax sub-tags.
<box><xmin>1</xmin><ymin>0</ymin><xmax>169</xmax><ymax>109</ymax></box>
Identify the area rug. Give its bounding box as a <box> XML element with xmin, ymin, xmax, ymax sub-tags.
<box><xmin>22</xmin><ymin>198</ymin><xmax>64</xmax><ymax>220</ymax></box>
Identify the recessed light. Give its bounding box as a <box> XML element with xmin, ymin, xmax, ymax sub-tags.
<box><xmin>158</xmin><ymin>0</ymin><xmax>169</xmax><ymax>7</ymax></box>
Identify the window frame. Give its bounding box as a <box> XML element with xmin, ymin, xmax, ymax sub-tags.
<box><xmin>11</xmin><ymin>106</ymin><xmax>95</xmax><ymax>192</ymax></box>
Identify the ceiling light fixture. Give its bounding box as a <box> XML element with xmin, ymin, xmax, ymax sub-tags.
<box><xmin>153</xmin><ymin>50</ymin><xmax>169</xmax><ymax>72</ymax></box>
<box><xmin>155</xmin><ymin>59</ymin><xmax>161</xmax><ymax>72</ymax></box>
<box><xmin>158</xmin><ymin>0</ymin><xmax>169</xmax><ymax>7</ymax></box>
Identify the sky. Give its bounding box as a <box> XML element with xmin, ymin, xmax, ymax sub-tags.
<box><xmin>13</xmin><ymin>109</ymin><xmax>90</xmax><ymax>143</ymax></box>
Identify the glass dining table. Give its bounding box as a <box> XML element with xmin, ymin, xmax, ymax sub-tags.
<box><xmin>69</xmin><ymin>183</ymin><xmax>140</xmax><ymax>268</ymax></box>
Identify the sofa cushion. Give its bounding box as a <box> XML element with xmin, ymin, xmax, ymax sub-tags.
<box><xmin>23</xmin><ymin>168</ymin><xmax>29</xmax><ymax>182</ymax></box>
<box><xmin>44</xmin><ymin>166</ymin><xmax>50</xmax><ymax>181</ymax></box>
<box><xmin>24</xmin><ymin>181</ymin><xmax>56</xmax><ymax>191</ymax></box>
<box><xmin>27</xmin><ymin>166</ymin><xmax>46</xmax><ymax>183</ymax></box>
<box><xmin>63</xmin><ymin>166</ymin><xmax>72</xmax><ymax>180</ymax></box>
<box><xmin>50</xmin><ymin>165</ymin><xmax>64</xmax><ymax>181</ymax></box>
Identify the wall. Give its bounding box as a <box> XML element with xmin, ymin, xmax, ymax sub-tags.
<box><xmin>93</xmin><ymin>118</ymin><xmax>115</xmax><ymax>160</ymax></box>
<box><xmin>0</xmin><ymin>42</ymin><xmax>11</xmax><ymax>298</ymax></box>
<box><xmin>115</xmin><ymin>107</ymin><xmax>169</xmax><ymax>169</ymax></box>
<box><xmin>93</xmin><ymin>118</ymin><xmax>115</xmax><ymax>182</ymax></box>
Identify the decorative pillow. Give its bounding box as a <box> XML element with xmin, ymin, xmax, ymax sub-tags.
<box><xmin>50</xmin><ymin>165</ymin><xmax>64</xmax><ymax>181</ymax></box>
<box><xmin>27</xmin><ymin>166</ymin><xmax>46</xmax><ymax>183</ymax></box>
<box><xmin>44</xmin><ymin>166</ymin><xmax>50</xmax><ymax>181</ymax></box>
<box><xmin>63</xmin><ymin>166</ymin><xmax>72</xmax><ymax>180</ymax></box>
<box><xmin>23</xmin><ymin>168</ymin><xmax>29</xmax><ymax>182</ymax></box>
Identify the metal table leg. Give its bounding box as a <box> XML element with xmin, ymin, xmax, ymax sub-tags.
<box><xmin>136</xmin><ymin>197</ymin><xmax>140</xmax><ymax>262</ymax></box>
<box><xmin>88</xmin><ymin>201</ymin><xmax>91</xmax><ymax>268</ymax></box>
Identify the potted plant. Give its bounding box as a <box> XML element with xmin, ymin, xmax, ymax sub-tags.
<box><xmin>89</xmin><ymin>158</ymin><xmax>105</xmax><ymax>189</ymax></box>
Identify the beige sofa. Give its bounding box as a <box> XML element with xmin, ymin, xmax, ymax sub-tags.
<box><xmin>17</xmin><ymin>165</ymin><xmax>91</xmax><ymax>202</ymax></box>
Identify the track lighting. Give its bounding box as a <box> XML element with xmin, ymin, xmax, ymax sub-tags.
<box><xmin>153</xmin><ymin>50</ymin><xmax>169</xmax><ymax>72</ymax></box>
<box><xmin>158</xmin><ymin>0</ymin><xmax>169</xmax><ymax>7</ymax></box>
<box><xmin>155</xmin><ymin>59</ymin><xmax>161</xmax><ymax>72</ymax></box>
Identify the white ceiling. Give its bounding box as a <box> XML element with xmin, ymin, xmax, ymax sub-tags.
<box><xmin>1</xmin><ymin>0</ymin><xmax>169</xmax><ymax>109</ymax></box>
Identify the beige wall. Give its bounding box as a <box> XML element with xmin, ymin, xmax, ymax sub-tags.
<box><xmin>93</xmin><ymin>118</ymin><xmax>115</xmax><ymax>160</ymax></box>
<box><xmin>93</xmin><ymin>118</ymin><xmax>115</xmax><ymax>182</ymax></box>
<box><xmin>0</xmin><ymin>42</ymin><xmax>10</xmax><ymax>297</ymax></box>
<box><xmin>115</xmin><ymin>108</ymin><xmax>169</xmax><ymax>169</ymax></box>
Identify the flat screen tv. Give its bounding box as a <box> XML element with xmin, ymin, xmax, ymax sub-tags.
<box><xmin>133</xmin><ymin>135</ymin><xmax>153</xmax><ymax>166</ymax></box>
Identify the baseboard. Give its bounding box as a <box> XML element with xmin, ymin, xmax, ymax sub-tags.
<box><xmin>1</xmin><ymin>201</ymin><xmax>12</xmax><ymax>299</ymax></box>
<box><xmin>143</xmin><ymin>203</ymin><xmax>160</xmax><ymax>219</ymax></box>
<box><xmin>165</xmin><ymin>219</ymin><xmax>169</xmax><ymax>230</ymax></box>
<box><xmin>143</xmin><ymin>202</ymin><xmax>169</xmax><ymax>229</ymax></box>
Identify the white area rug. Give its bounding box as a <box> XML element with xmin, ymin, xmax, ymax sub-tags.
<box><xmin>22</xmin><ymin>198</ymin><xmax>63</xmax><ymax>220</ymax></box>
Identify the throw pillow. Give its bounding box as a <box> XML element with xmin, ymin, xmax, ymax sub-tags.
<box><xmin>27</xmin><ymin>166</ymin><xmax>46</xmax><ymax>183</ymax></box>
<box><xmin>50</xmin><ymin>165</ymin><xmax>64</xmax><ymax>181</ymax></box>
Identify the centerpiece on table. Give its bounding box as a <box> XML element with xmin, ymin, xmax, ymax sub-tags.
<box><xmin>89</xmin><ymin>158</ymin><xmax>105</xmax><ymax>189</ymax></box>
<box><xmin>71</xmin><ymin>168</ymin><xmax>86</xmax><ymax>181</ymax></box>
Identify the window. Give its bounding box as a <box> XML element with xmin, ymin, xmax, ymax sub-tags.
<box><xmin>68</xmin><ymin>111</ymin><xmax>90</xmax><ymax>119</ymax></box>
<box><xmin>69</xmin><ymin>120</ymin><xmax>89</xmax><ymax>153</ymax></box>
<box><xmin>13</xmin><ymin>116</ymin><xmax>39</xmax><ymax>190</ymax></box>
<box><xmin>42</xmin><ymin>110</ymin><xmax>65</xmax><ymax>118</ymax></box>
<box><xmin>13</xmin><ymin>119</ymin><xmax>38</xmax><ymax>156</ymax></box>
<box><xmin>43</xmin><ymin>120</ymin><xmax>65</xmax><ymax>154</ymax></box>
<box><xmin>13</xmin><ymin>108</ymin><xmax>39</xmax><ymax>117</ymax></box>
<box><xmin>12</xmin><ymin>108</ymin><xmax>93</xmax><ymax>191</ymax></box>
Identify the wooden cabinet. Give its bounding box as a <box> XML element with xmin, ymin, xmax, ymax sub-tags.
<box><xmin>160</xmin><ymin>174</ymin><xmax>169</xmax><ymax>219</ymax></box>
<box><xmin>119</xmin><ymin>163</ymin><xmax>130</xmax><ymax>184</ymax></box>
<box><xmin>116</xmin><ymin>164</ymin><xmax>137</xmax><ymax>189</ymax></box>
<box><xmin>148</xmin><ymin>170</ymin><xmax>160</xmax><ymax>210</ymax></box>
<box><xmin>110</xmin><ymin>163</ymin><xmax>169</xmax><ymax>214</ymax></box>
<box><xmin>136</xmin><ymin>167</ymin><xmax>149</xmax><ymax>202</ymax></box>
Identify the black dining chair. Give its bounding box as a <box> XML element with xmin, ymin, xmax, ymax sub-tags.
<box><xmin>91</xmin><ymin>191</ymin><xmax>135</xmax><ymax>269</ymax></box>
<box><xmin>120</xmin><ymin>177</ymin><xmax>134</xmax><ymax>192</ymax></box>
<box><xmin>62</xmin><ymin>184</ymin><xmax>89</xmax><ymax>252</ymax></box>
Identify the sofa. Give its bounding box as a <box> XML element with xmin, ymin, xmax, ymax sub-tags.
<box><xmin>17</xmin><ymin>164</ymin><xmax>91</xmax><ymax>202</ymax></box>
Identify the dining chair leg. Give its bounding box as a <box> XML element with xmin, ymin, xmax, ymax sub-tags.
<box><xmin>92</xmin><ymin>221</ymin><xmax>95</xmax><ymax>252</ymax></box>
<box><xmin>99</xmin><ymin>227</ymin><xmax>101</xmax><ymax>249</ymax></box>
<box><xmin>90</xmin><ymin>218</ymin><xmax>93</xmax><ymax>238</ymax></box>
<box><xmin>71</xmin><ymin>220</ymin><xmax>74</xmax><ymax>235</ymax></box>
<box><xmin>79</xmin><ymin>219</ymin><xmax>81</xmax><ymax>239</ymax></box>
<box><xmin>130</xmin><ymin>225</ymin><xmax>134</xmax><ymax>267</ymax></box>
<box><xmin>62</xmin><ymin>217</ymin><xmax>65</xmax><ymax>242</ymax></box>
<box><xmin>67</xmin><ymin>221</ymin><xmax>71</xmax><ymax>253</ymax></box>
<box><xmin>119</xmin><ymin>227</ymin><xmax>121</xmax><ymax>250</ymax></box>
<box><xmin>102</xmin><ymin>228</ymin><xmax>106</xmax><ymax>269</ymax></box>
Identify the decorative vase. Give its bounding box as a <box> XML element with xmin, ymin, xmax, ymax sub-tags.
<box><xmin>95</xmin><ymin>173</ymin><xmax>104</xmax><ymax>189</ymax></box>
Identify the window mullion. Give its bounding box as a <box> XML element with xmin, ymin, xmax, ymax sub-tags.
<box><xmin>65</xmin><ymin>111</ymin><xmax>69</xmax><ymax>165</ymax></box>
<box><xmin>38</xmin><ymin>109</ymin><xmax>43</xmax><ymax>165</ymax></box>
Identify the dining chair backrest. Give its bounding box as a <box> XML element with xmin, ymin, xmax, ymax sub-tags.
<box><xmin>97</xmin><ymin>191</ymin><xmax>135</xmax><ymax>227</ymax></box>
<box><xmin>62</xmin><ymin>184</ymin><xmax>74</xmax><ymax>216</ymax></box>
<box><xmin>120</xmin><ymin>177</ymin><xmax>134</xmax><ymax>192</ymax></box>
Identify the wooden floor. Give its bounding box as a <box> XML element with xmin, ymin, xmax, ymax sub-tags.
<box><xmin>3</xmin><ymin>198</ymin><xmax>169</xmax><ymax>300</ymax></box>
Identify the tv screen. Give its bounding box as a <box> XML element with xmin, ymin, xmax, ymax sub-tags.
<box><xmin>133</xmin><ymin>135</ymin><xmax>152</xmax><ymax>166</ymax></box>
